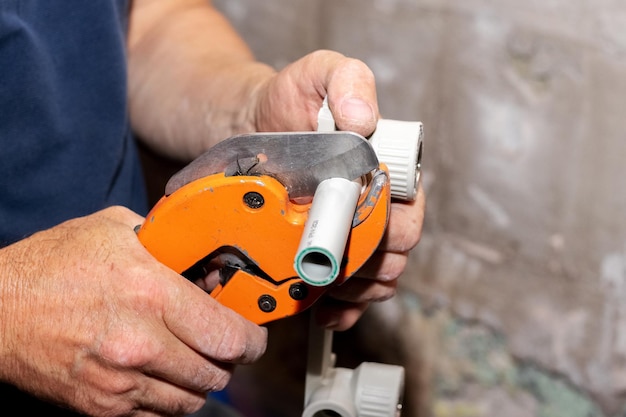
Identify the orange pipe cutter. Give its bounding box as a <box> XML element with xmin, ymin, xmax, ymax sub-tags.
<box><xmin>136</xmin><ymin>131</ymin><xmax>392</xmax><ymax>325</ymax></box>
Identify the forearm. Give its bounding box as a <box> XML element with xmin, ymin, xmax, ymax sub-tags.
<box><xmin>127</xmin><ymin>0</ymin><xmax>276</xmax><ymax>161</ymax></box>
<box><xmin>0</xmin><ymin>244</ymin><xmax>22</xmax><ymax>384</ymax></box>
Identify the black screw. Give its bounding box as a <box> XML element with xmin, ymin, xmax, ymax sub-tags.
<box><xmin>289</xmin><ymin>283</ymin><xmax>308</xmax><ymax>300</ymax></box>
<box><xmin>243</xmin><ymin>192</ymin><xmax>264</xmax><ymax>209</ymax></box>
<box><xmin>258</xmin><ymin>294</ymin><xmax>276</xmax><ymax>313</ymax></box>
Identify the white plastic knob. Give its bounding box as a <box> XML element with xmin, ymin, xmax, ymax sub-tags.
<box><xmin>369</xmin><ymin>119</ymin><xmax>423</xmax><ymax>201</ymax></box>
<box><xmin>354</xmin><ymin>362</ymin><xmax>404</xmax><ymax>417</ymax></box>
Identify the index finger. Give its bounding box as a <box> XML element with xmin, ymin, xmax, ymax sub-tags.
<box><xmin>162</xmin><ymin>276</ymin><xmax>268</xmax><ymax>365</ymax></box>
<box><xmin>378</xmin><ymin>183</ymin><xmax>426</xmax><ymax>252</ymax></box>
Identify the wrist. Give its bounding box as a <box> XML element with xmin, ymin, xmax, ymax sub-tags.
<box><xmin>0</xmin><ymin>241</ymin><xmax>27</xmax><ymax>383</ymax></box>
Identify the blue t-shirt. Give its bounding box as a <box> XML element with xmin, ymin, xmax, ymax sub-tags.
<box><xmin>0</xmin><ymin>1</ymin><xmax>148</xmax><ymax>413</ymax></box>
<box><xmin>0</xmin><ymin>0</ymin><xmax>148</xmax><ymax>247</ymax></box>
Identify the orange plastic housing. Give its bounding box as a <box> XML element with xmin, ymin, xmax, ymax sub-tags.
<box><xmin>137</xmin><ymin>171</ymin><xmax>390</xmax><ymax>325</ymax></box>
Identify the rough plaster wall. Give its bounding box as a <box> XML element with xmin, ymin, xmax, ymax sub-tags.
<box><xmin>213</xmin><ymin>0</ymin><xmax>626</xmax><ymax>416</ymax></box>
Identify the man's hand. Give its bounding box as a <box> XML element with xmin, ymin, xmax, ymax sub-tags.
<box><xmin>0</xmin><ymin>206</ymin><xmax>267</xmax><ymax>416</ymax></box>
<box><xmin>251</xmin><ymin>50</ymin><xmax>425</xmax><ymax>331</ymax></box>
<box><xmin>253</xmin><ymin>49</ymin><xmax>380</xmax><ymax>139</ymax></box>
<box><xmin>127</xmin><ymin>0</ymin><xmax>425</xmax><ymax>332</ymax></box>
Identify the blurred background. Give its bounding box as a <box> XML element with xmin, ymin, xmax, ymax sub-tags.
<box><xmin>208</xmin><ymin>1</ymin><xmax>626</xmax><ymax>416</ymax></box>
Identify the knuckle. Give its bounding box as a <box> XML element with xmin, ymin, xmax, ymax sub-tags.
<box><xmin>343</xmin><ymin>57</ymin><xmax>375</xmax><ymax>80</ymax></box>
<box><xmin>389</xmin><ymin>202</ymin><xmax>424</xmax><ymax>251</ymax></box>
<box><xmin>398</xmin><ymin>218</ymin><xmax>421</xmax><ymax>252</ymax></box>
<box><xmin>407</xmin><ymin>220</ymin><xmax>423</xmax><ymax>249</ymax></box>
<box><xmin>373</xmin><ymin>284</ymin><xmax>398</xmax><ymax>302</ymax></box>
<box><xmin>97</xmin><ymin>332</ymin><xmax>163</xmax><ymax>369</ymax></box>
<box><xmin>209</xmin><ymin>369</ymin><xmax>233</xmax><ymax>393</ymax></box>
<box><xmin>215</xmin><ymin>326</ymin><xmax>249</xmax><ymax>362</ymax></box>
<box><xmin>377</xmin><ymin>254</ymin><xmax>407</xmax><ymax>283</ymax></box>
<box><xmin>389</xmin><ymin>255</ymin><xmax>408</xmax><ymax>279</ymax></box>
<box><xmin>102</xmin><ymin>205</ymin><xmax>129</xmax><ymax>217</ymax></box>
<box><xmin>192</xmin><ymin>363</ymin><xmax>233</xmax><ymax>393</ymax></box>
<box><xmin>177</xmin><ymin>395</ymin><xmax>207</xmax><ymax>416</ymax></box>
<box><xmin>107</xmin><ymin>375</ymin><xmax>137</xmax><ymax>396</ymax></box>
<box><xmin>309</xmin><ymin>49</ymin><xmax>342</xmax><ymax>63</ymax></box>
<box><xmin>210</xmin><ymin>318</ymin><xmax>266</xmax><ymax>364</ymax></box>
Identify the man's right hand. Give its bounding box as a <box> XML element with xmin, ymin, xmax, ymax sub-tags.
<box><xmin>0</xmin><ymin>206</ymin><xmax>267</xmax><ymax>416</ymax></box>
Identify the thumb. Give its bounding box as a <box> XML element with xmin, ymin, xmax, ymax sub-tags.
<box><xmin>326</xmin><ymin>59</ymin><xmax>379</xmax><ymax>137</ymax></box>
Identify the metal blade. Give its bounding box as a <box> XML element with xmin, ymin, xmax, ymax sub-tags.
<box><xmin>165</xmin><ymin>131</ymin><xmax>379</xmax><ymax>198</ymax></box>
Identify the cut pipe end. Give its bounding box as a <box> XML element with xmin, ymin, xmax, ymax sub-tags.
<box><xmin>295</xmin><ymin>247</ymin><xmax>339</xmax><ymax>286</ymax></box>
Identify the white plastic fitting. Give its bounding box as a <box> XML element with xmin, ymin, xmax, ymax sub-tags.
<box><xmin>302</xmin><ymin>363</ymin><xmax>405</xmax><ymax>417</ymax></box>
<box><xmin>369</xmin><ymin>119</ymin><xmax>423</xmax><ymax>201</ymax></box>
<box><xmin>303</xmin><ymin>322</ymin><xmax>405</xmax><ymax>417</ymax></box>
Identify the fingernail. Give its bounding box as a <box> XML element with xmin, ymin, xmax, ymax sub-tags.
<box><xmin>340</xmin><ymin>98</ymin><xmax>375</xmax><ymax>123</ymax></box>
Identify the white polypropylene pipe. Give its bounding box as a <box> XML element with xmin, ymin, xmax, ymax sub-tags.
<box><xmin>294</xmin><ymin>177</ymin><xmax>361</xmax><ymax>286</ymax></box>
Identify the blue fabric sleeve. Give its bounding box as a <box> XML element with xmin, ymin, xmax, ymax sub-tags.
<box><xmin>0</xmin><ymin>0</ymin><xmax>148</xmax><ymax>246</ymax></box>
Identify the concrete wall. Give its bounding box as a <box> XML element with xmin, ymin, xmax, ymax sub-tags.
<box><xmin>212</xmin><ymin>1</ymin><xmax>626</xmax><ymax>416</ymax></box>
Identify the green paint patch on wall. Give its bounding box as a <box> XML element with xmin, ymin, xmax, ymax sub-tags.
<box><xmin>516</xmin><ymin>366</ymin><xmax>604</xmax><ymax>417</ymax></box>
<box><xmin>430</xmin><ymin>306</ymin><xmax>607</xmax><ymax>417</ymax></box>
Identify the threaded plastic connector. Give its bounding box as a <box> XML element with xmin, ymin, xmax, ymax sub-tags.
<box><xmin>369</xmin><ymin>119</ymin><xmax>423</xmax><ymax>201</ymax></box>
